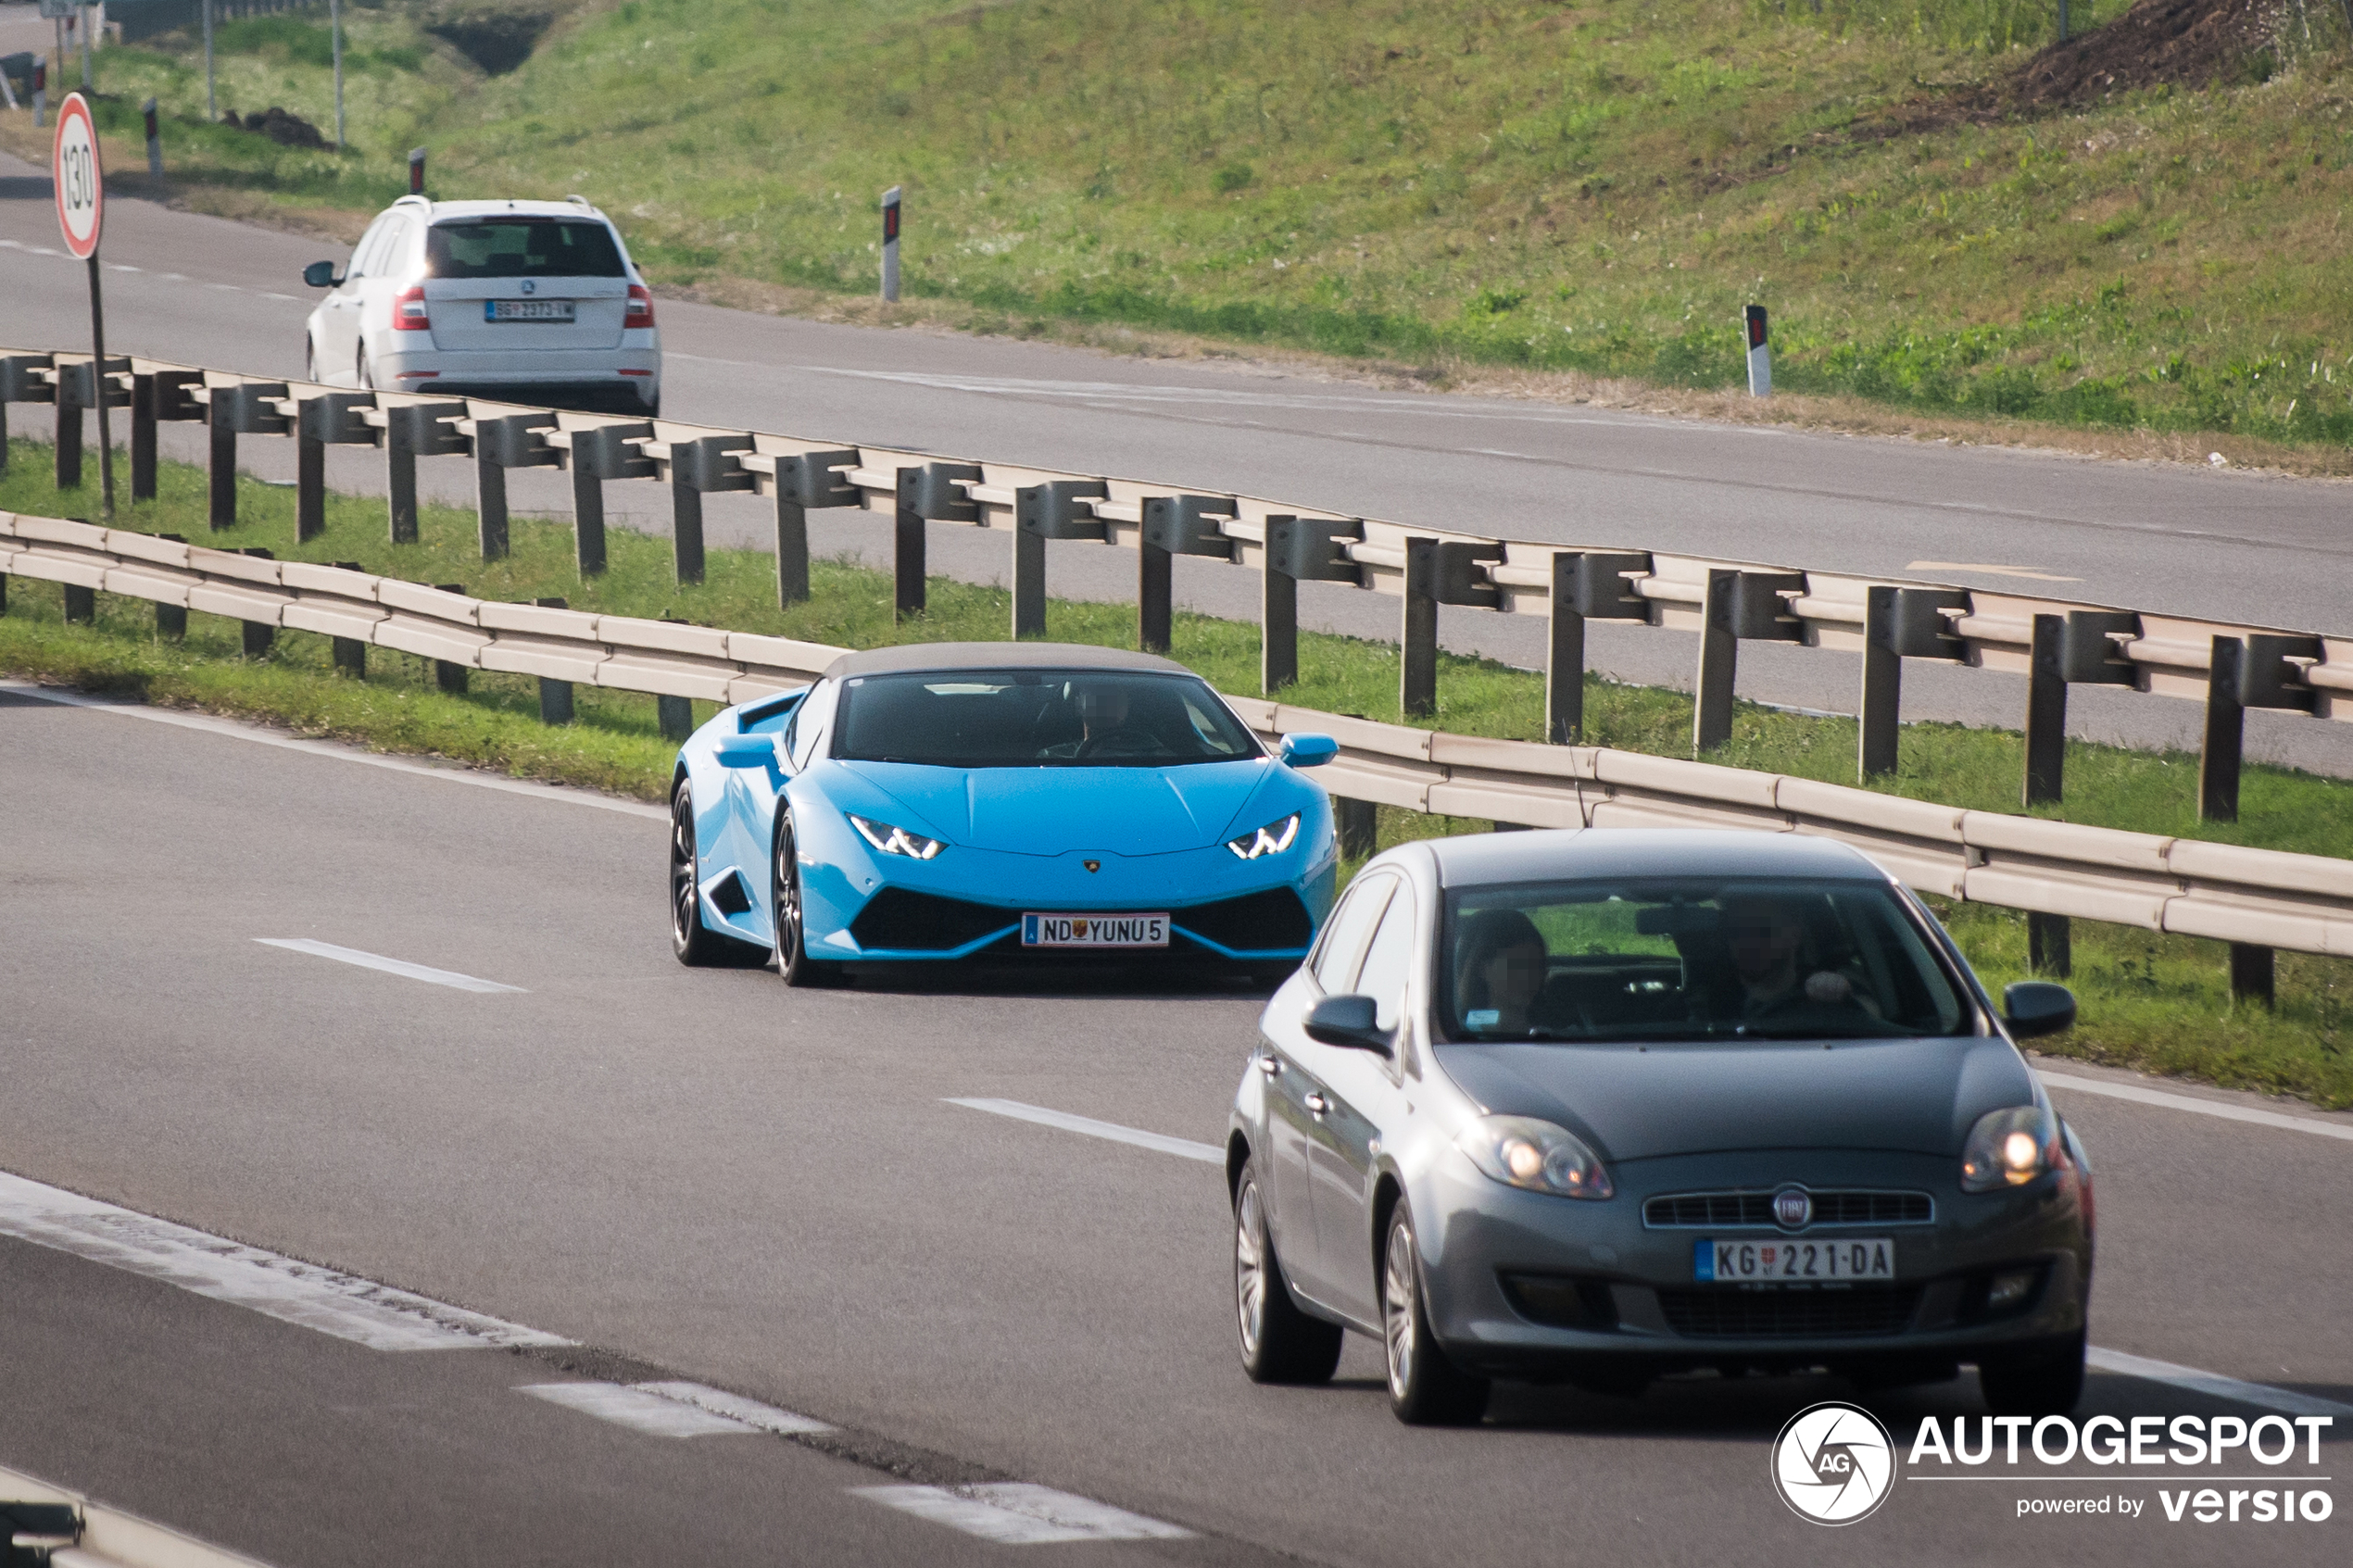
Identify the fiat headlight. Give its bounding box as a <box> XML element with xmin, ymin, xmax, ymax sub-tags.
<box><xmin>1456</xmin><ymin>1116</ymin><xmax>1614</xmax><ymax>1200</ymax></box>
<box><xmin>848</xmin><ymin>814</ymin><xmax>946</xmax><ymax>859</ymax></box>
<box><xmin>1226</xmin><ymin>813</ymin><xmax>1300</xmax><ymax>860</ymax></box>
<box><xmin>1960</xmin><ymin>1105</ymin><xmax>2057</xmax><ymax>1192</ymax></box>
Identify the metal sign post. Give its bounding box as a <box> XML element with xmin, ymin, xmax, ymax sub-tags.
<box><xmin>881</xmin><ymin>185</ymin><xmax>901</xmax><ymax>302</ymax></box>
<box><xmin>55</xmin><ymin>91</ymin><xmax>114</xmax><ymax>520</ymax></box>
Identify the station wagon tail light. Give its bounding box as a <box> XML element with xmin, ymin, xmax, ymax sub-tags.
<box><xmin>624</xmin><ymin>283</ymin><xmax>655</xmax><ymax>329</ymax></box>
<box><xmin>1959</xmin><ymin>1105</ymin><xmax>2058</xmax><ymax>1192</ymax></box>
<box><xmin>393</xmin><ymin>283</ymin><xmax>430</xmax><ymax>331</ymax></box>
<box><xmin>1457</xmin><ymin>1116</ymin><xmax>1614</xmax><ymax>1201</ymax></box>
<box><xmin>1227</xmin><ymin>813</ymin><xmax>1299</xmax><ymax>859</ymax></box>
<box><xmin>849</xmin><ymin>814</ymin><xmax>945</xmax><ymax>859</ymax></box>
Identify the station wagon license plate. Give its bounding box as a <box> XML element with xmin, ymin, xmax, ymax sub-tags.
<box><xmin>1693</xmin><ymin>1236</ymin><xmax>1894</xmax><ymax>1283</ymax></box>
<box><xmin>1022</xmin><ymin>913</ymin><xmax>1169</xmax><ymax>948</ymax></box>
<box><xmin>486</xmin><ymin>299</ymin><xmax>575</xmax><ymax>321</ymax></box>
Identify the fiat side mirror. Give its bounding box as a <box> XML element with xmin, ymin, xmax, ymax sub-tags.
<box><xmin>2002</xmin><ymin>982</ymin><xmax>2077</xmax><ymax>1040</ymax></box>
<box><xmin>303</xmin><ymin>260</ymin><xmax>341</xmax><ymax>288</ymax></box>
<box><xmin>1304</xmin><ymin>995</ymin><xmax>1391</xmax><ymax>1057</ymax></box>
<box><xmin>1280</xmin><ymin>733</ymin><xmax>1338</xmax><ymax>768</ymax></box>
<box><xmin>713</xmin><ymin>734</ymin><xmax>776</xmax><ymax>769</ymax></box>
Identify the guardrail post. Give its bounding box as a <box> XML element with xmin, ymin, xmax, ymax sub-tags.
<box><xmin>571</xmin><ymin>462</ymin><xmax>608</xmax><ymax>576</ymax></box>
<box><xmin>1694</xmin><ymin>569</ymin><xmax>1739</xmax><ymax>753</ymax></box>
<box><xmin>1860</xmin><ymin>586</ymin><xmax>1902</xmax><ymax>779</ymax></box>
<box><xmin>1014</xmin><ymin>480</ymin><xmax>1108</xmax><ymax>640</ymax></box>
<box><xmin>476</xmin><ymin>448</ymin><xmax>510</xmax><ymax>560</ymax></box>
<box><xmin>2230</xmin><ymin>943</ymin><xmax>2274</xmax><ymax>1008</ymax></box>
<box><xmin>2028</xmin><ymin>911</ymin><xmax>2071</xmax><ymax>979</ymax></box>
<box><xmin>895</xmin><ymin>463</ymin><xmax>979</xmax><ymax>621</ymax></box>
<box><xmin>63</xmin><ymin>583</ymin><xmax>94</xmax><ymax>623</ymax></box>
<box><xmin>659</xmin><ymin>694</ymin><xmax>694</xmax><ymax>742</ymax></box>
<box><xmin>533</xmin><ymin>596</ymin><xmax>574</xmax><ymax>723</ymax></box>
<box><xmin>239</xmin><ymin>548</ymin><xmax>276</xmax><ymax>656</ymax></box>
<box><xmin>671</xmin><ymin>483</ymin><xmax>707</xmax><ymax>586</ymax></box>
<box><xmin>153</xmin><ymin>533</ymin><xmax>189</xmax><ymax>638</ymax></box>
<box><xmin>2024</xmin><ymin>613</ymin><xmax>2068</xmax><ymax>806</ymax></box>
<box><xmin>1262</xmin><ymin>519</ymin><xmax>1300</xmax><ymax>694</ymax></box>
<box><xmin>1</xmin><ymin>355</ymin><xmax>61</xmax><ymax>476</ymax></box>
<box><xmin>1139</xmin><ymin>495</ymin><xmax>1237</xmax><ymax>655</ymax></box>
<box><xmin>208</xmin><ymin>392</ymin><xmax>236</xmax><ymax>528</ymax></box>
<box><xmin>558</xmin><ymin>421</ymin><xmax>653</xmax><ymax>577</ymax></box>
<box><xmin>2199</xmin><ymin>635</ymin><xmax>2245</xmax><ymax>824</ymax></box>
<box><xmin>330</xmin><ymin>561</ymin><xmax>365</xmax><ymax>671</ymax></box>
<box><xmin>665</xmin><ymin>434</ymin><xmax>758</xmax><ymax>589</ymax></box>
<box><xmin>1401</xmin><ymin>536</ymin><xmax>1438</xmax><ymax>719</ymax></box>
<box><xmin>131</xmin><ymin>371</ymin><xmax>157</xmax><ymax>499</ymax></box>
<box><xmin>770</xmin><ymin>448</ymin><xmax>860</xmax><ymax>608</ymax></box>
<box><xmin>55</xmin><ymin>365</ymin><xmax>85</xmax><ymax>492</ymax></box>
<box><xmin>1546</xmin><ymin>554</ymin><xmax>1584</xmax><ymax>743</ymax></box>
<box><xmin>1335</xmin><ymin>797</ymin><xmax>1378</xmax><ymax>859</ymax></box>
<box><xmin>462</xmin><ymin>413</ymin><xmax>558</xmax><ymax>565</ymax></box>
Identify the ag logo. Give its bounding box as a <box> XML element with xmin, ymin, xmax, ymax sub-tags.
<box><xmin>1770</xmin><ymin>1401</ymin><xmax>1896</xmax><ymax>1524</ymax></box>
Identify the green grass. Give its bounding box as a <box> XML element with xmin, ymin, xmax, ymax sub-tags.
<box><xmin>64</xmin><ymin>0</ymin><xmax>2353</xmax><ymax>447</ymax></box>
<box><xmin>5</xmin><ymin>437</ymin><xmax>2349</xmax><ymax>1103</ymax></box>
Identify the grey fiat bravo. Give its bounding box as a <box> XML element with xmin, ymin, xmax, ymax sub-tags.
<box><xmin>1226</xmin><ymin>829</ymin><xmax>2093</xmax><ymax>1425</ymax></box>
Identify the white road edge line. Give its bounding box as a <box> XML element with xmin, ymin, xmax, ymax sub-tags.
<box><xmin>255</xmin><ymin>937</ymin><xmax>526</xmax><ymax>994</ymax></box>
<box><xmin>945</xmin><ymin>1098</ymin><xmax>1221</xmax><ymax>1164</ymax></box>
<box><xmin>2087</xmin><ymin>1348</ymin><xmax>2353</xmax><ymax>1419</ymax></box>
<box><xmin>2041</xmin><ymin>1071</ymin><xmax>2353</xmax><ymax>1144</ymax></box>
<box><xmin>853</xmin><ymin>1483</ymin><xmax>1193</xmax><ymax>1545</ymax></box>
<box><xmin>963</xmin><ymin>1098</ymin><xmax>2353</xmax><ymax>1421</ymax></box>
<box><xmin>518</xmin><ymin>1382</ymin><xmax>754</xmax><ymax>1437</ymax></box>
<box><xmin>0</xmin><ymin>684</ymin><xmax>666</xmax><ymax>821</ymax></box>
<box><xmin>0</xmin><ymin>1168</ymin><xmax>570</xmax><ymax>1352</ymax></box>
<box><xmin>633</xmin><ymin>1379</ymin><xmax>834</xmax><ymax>1435</ymax></box>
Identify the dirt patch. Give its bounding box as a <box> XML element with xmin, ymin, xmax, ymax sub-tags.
<box><xmin>224</xmin><ymin>106</ymin><xmax>328</xmax><ymax>149</ymax></box>
<box><xmin>2006</xmin><ymin>0</ymin><xmax>2284</xmax><ymax>111</ymax></box>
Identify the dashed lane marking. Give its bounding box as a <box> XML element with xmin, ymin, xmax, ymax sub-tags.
<box><xmin>635</xmin><ymin>1380</ymin><xmax>835</xmax><ymax>1435</ymax></box>
<box><xmin>0</xmin><ymin>1169</ymin><xmax>571</xmax><ymax>1351</ymax></box>
<box><xmin>520</xmin><ymin>1382</ymin><xmax>758</xmax><ymax>1437</ymax></box>
<box><xmin>255</xmin><ymin>936</ymin><xmax>527</xmax><ymax>994</ymax></box>
<box><xmin>2041</xmin><ymin>1070</ymin><xmax>2353</xmax><ymax>1144</ymax></box>
<box><xmin>854</xmin><ymin>1484</ymin><xmax>1193</xmax><ymax>1545</ymax></box>
<box><xmin>946</xmin><ymin>1098</ymin><xmax>1221</xmax><ymax>1165</ymax></box>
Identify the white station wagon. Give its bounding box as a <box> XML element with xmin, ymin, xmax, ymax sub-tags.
<box><xmin>302</xmin><ymin>195</ymin><xmax>661</xmax><ymax>415</ymax></box>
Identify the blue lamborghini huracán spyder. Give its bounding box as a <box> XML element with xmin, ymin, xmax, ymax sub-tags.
<box><xmin>668</xmin><ymin>643</ymin><xmax>1342</xmax><ymax>984</ymax></box>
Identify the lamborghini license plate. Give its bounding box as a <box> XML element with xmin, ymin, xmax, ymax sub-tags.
<box><xmin>1022</xmin><ymin>912</ymin><xmax>1169</xmax><ymax>947</ymax></box>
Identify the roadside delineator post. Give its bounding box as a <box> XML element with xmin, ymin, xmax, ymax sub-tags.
<box><xmin>409</xmin><ymin>146</ymin><xmax>426</xmax><ymax>196</ymax></box>
<box><xmin>881</xmin><ymin>185</ymin><xmax>901</xmax><ymax>302</ymax></box>
<box><xmin>1744</xmin><ymin>305</ymin><xmax>1770</xmax><ymax>397</ymax></box>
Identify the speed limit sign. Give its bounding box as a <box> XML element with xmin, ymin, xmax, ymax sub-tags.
<box><xmin>54</xmin><ymin>91</ymin><xmax>103</xmax><ymax>260</ymax></box>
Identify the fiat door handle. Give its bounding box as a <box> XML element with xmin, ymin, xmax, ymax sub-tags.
<box><xmin>1255</xmin><ymin>1056</ymin><xmax>1281</xmax><ymax>1077</ymax></box>
<box><xmin>1303</xmin><ymin>1093</ymin><xmax>1330</xmax><ymax>1117</ymax></box>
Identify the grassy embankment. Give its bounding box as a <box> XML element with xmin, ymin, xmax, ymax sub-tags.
<box><xmin>4</xmin><ymin>440</ymin><xmax>2347</xmax><ymax>1105</ymax></box>
<box><xmin>36</xmin><ymin>0</ymin><xmax>2353</xmax><ymax>458</ymax></box>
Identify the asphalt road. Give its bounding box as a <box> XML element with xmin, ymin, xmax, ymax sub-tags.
<box><xmin>4</xmin><ymin>150</ymin><xmax>2352</xmax><ymax>776</ymax></box>
<box><xmin>2</xmin><ymin>687</ymin><xmax>2347</xmax><ymax>1565</ymax></box>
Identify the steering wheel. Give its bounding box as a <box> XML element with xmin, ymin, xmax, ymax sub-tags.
<box><xmin>1075</xmin><ymin>726</ymin><xmax>1160</xmax><ymax>760</ymax></box>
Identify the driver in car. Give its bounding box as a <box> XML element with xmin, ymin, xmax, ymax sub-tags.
<box><xmin>1716</xmin><ymin>894</ymin><xmax>1878</xmax><ymax>1025</ymax></box>
<box><xmin>1454</xmin><ymin>909</ymin><xmax>1556</xmax><ymax>1035</ymax></box>
<box><xmin>1039</xmin><ymin>683</ymin><xmax>1160</xmax><ymax>759</ymax></box>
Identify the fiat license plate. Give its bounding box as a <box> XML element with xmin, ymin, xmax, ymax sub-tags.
<box><xmin>1022</xmin><ymin>913</ymin><xmax>1169</xmax><ymax>948</ymax></box>
<box><xmin>487</xmin><ymin>298</ymin><xmax>575</xmax><ymax>321</ymax></box>
<box><xmin>1693</xmin><ymin>1236</ymin><xmax>1894</xmax><ymax>1283</ymax></box>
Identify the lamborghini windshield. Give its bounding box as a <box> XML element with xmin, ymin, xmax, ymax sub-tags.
<box><xmin>1441</xmin><ymin>878</ymin><xmax>1974</xmax><ymax>1043</ymax></box>
<box><xmin>832</xmin><ymin>669</ymin><xmax>1264</xmax><ymax>769</ymax></box>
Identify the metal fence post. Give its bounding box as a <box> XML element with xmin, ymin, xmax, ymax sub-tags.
<box><xmin>769</xmin><ymin>448</ymin><xmax>859</xmax><ymax>608</ymax></box>
<box><xmin>1261</xmin><ymin>518</ymin><xmax>1300</xmax><ymax>695</ymax></box>
<box><xmin>55</xmin><ymin>367</ymin><xmax>83</xmax><ymax>492</ymax></box>
<box><xmin>894</xmin><ymin>463</ymin><xmax>979</xmax><ymax>621</ymax></box>
<box><xmin>894</xmin><ymin>497</ymin><xmax>926</xmax><ymax>619</ymax></box>
<box><xmin>1012</xmin><ymin>521</ymin><xmax>1046</xmax><ymax>638</ymax></box>
<box><xmin>432</xmin><ymin>583</ymin><xmax>466</xmax><ymax>691</ymax></box>
<box><xmin>1013</xmin><ymin>480</ymin><xmax>1107</xmax><ymax>641</ymax></box>
<box><xmin>659</xmin><ymin>694</ymin><xmax>694</xmax><ymax>741</ymax></box>
<box><xmin>207</xmin><ymin>393</ymin><xmax>236</xmax><ymax>528</ymax></box>
<box><xmin>476</xmin><ymin>450</ymin><xmax>510</xmax><ymax>561</ymax></box>
<box><xmin>330</xmin><ymin>563</ymin><xmax>364</xmax><ymax>672</ymax></box>
<box><xmin>130</xmin><ymin>371</ymin><xmax>157</xmax><ymax>498</ymax></box>
<box><xmin>1546</xmin><ymin>553</ymin><xmax>1584</xmax><ymax>743</ymax></box>
<box><xmin>156</xmin><ymin>533</ymin><xmax>189</xmax><ymax>638</ymax></box>
<box><xmin>386</xmin><ymin>426</ymin><xmax>420</xmax><ymax>545</ymax></box>
<box><xmin>2023</xmin><ymin>613</ymin><xmax>2068</xmax><ymax>806</ymax></box>
<box><xmin>1859</xmin><ymin>584</ymin><xmax>1902</xmax><ymax>779</ymax></box>
<box><xmin>1138</xmin><ymin>532</ymin><xmax>1172</xmax><ymax>653</ymax></box>
<box><xmin>1401</xmin><ymin>536</ymin><xmax>1438</xmax><ymax>719</ymax></box>
<box><xmin>1335</xmin><ymin>797</ymin><xmax>1378</xmax><ymax>859</ymax></box>
<box><xmin>1693</xmin><ymin>569</ymin><xmax>1739</xmax><ymax>753</ymax></box>
<box><xmin>239</xmin><ymin>547</ymin><xmax>275</xmax><ymax>656</ymax></box>
<box><xmin>1139</xmin><ymin>495</ymin><xmax>1236</xmax><ymax>655</ymax></box>
<box><xmin>2028</xmin><ymin>910</ymin><xmax>2071</xmax><ymax>979</ymax></box>
<box><xmin>535</xmin><ymin>596</ymin><xmax>573</xmax><ymax>723</ymax></box>
<box><xmin>2199</xmin><ymin>635</ymin><xmax>2245</xmax><ymax>825</ymax></box>
<box><xmin>63</xmin><ymin>583</ymin><xmax>94</xmax><ymax>623</ymax></box>
<box><xmin>2230</xmin><ymin>943</ymin><xmax>2274</xmax><ymax>1008</ymax></box>
<box><xmin>571</xmin><ymin>462</ymin><xmax>607</xmax><ymax>577</ymax></box>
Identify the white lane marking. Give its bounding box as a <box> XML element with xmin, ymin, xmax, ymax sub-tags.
<box><xmin>259</xmin><ymin>292</ymin><xmax>298</xmax><ymax>301</ymax></box>
<box><xmin>945</xmin><ymin>1098</ymin><xmax>1221</xmax><ymax>1164</ymax></box>
<box><xmin>254</xmin><ymin>937</ymin><xmax>526</xmax><ymax>994</ymax></box>
<box><xmin>1906</xmin><ymin>559</ymin><xmax>2083</xmax><ymax>583</ymax></box>
<box><xmin>520</xmin><ymin>1382</ymin><xmax>754</xmax><ymax>1437</ymax></box>
<box><xmin>109</xmin><ymin>263</ymin><xmax>142</xmax><ymax>272</ymax></box>
<box><xmin>2041</xmin><ymin>1071</ymin><xmax>2353</xmax><ymax>1144</ymax></box>
<box><xmin>2</xmin><ymin>684</ymin><xmax>665</xmax><ymax>821</ymax></box>
<box><xmin>634</xmin><ymin>1379</ymin><xmax>833</xmax><ymax>1435</ymax></box>
<box><xmin>0</xmin><ymin>1169</ymin><xmax>570</xmax><ymax>1352</ymax></box>
<box><xmin>854</xmin><ymin>1484</ymin><xmax>1192</xmax><ymax>1544</ymax></box>
<box><xmin>2087</xmin><ymin>1348</ymin><xmax>2353</xmax><ymax>1418</ymax></box>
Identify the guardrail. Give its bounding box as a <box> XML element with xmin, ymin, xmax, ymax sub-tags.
<box><xmin>4</xmin><ymin>1460</ymin><xmax>276</xmax><ymax>1568</ymax></box>
<box><xmin>5</xmin><ymin>509</ymin><xmax>2348</xmax><ymax>972</ymax></box>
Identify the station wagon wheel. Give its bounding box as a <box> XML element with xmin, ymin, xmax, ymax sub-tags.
<box><xmin>773</xmin><ymin>812</ymin><xmax>839</xmax><ymax>987</ymax></box>
<box><xmin>1232</xmin><ymin>1158</ymin><xmax>1340</xmax><ymax>1385</ymax></box>
<box><xmin>1381</xmin><ymin>1202</ymin><xmax>1491</xmax><ymax>1425</ymax></box>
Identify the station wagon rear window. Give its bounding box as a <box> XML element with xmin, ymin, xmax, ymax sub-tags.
<box><xmin>1441</xmin><ymin>877</ymin><xmax>1972</xmax><ymax>1043</ymax></box>
<box><xmin>427</xmin><ymin>218</ymin><xmax>626</xmax><ymax>280</ymax></box>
